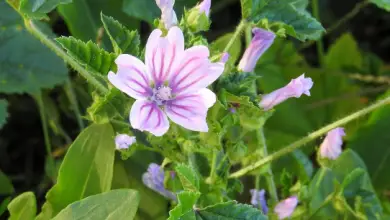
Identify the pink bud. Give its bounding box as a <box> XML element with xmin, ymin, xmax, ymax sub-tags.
<box><xmin>238</xmin><ymin>28</ymin><xmax>275</xmax><ymax>72</ymax></box>
<box><xmin>198</xmin><ymin>0</ymin><xmax>211</xmax><ymax>17</ymax></box>
<box><xmin>259</xmin><ymin>74</ymin><xmax>313</xmax><ymax>110</ymax></box>
<box><xmin>319</xmin><ymin>127</ymin><xmax>346</xmax><ymax>160</ymax></box>
<box><xmin>155</xmin><ymin>0</ymin><xmax>177</xmax><ymax>29</ymax></box>
<box><xmin>115</xmin><ymin>134</ymin><xmax>136</xmax><ymax>150</ymax></box>
<box><xmin>274</xmin><ymin>196</ymin><xmax>298</xmax><ymax>219</ymax></box>
<box><xmin>155</xmin><ymin>0</ymin><xmax>174</xmax><ymax>8</ymax></box>
<box><xmin>220</xmin><ymin>52</ymin><xmax>229</xmax><ymax>63</ymax></box>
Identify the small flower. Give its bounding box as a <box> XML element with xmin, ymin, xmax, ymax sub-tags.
<box><xmin>156</xmin><ymin>0</ymin><xmax>177</xmax><ymax>29</ymax></box>
<box><xmin>198</xmin><ymin>0</ymin><xmax>211</xmax><ymax>17</ymax></box>
<box><xmin>238</xmin><ymin>28</ymin><xmax>275</xmax><ymax>72</ymax></box>
<box><xmin>108</xmin><ymin>27</ymin><xmax>225</xmax><ymax>136</ymax></box>
<box><xmin>259</xmin><ymin>74</ymin><xmax>313</xmax><ymax>110</ymax></box>
<box><xmin>319</xmin><ymin>127</ymin><xmax>346</xmax><ymax>160</ymax></box>
<box><xmin>142</xmin><ymin>163</ymin><xmax>176</xmax><ymax>200</ymax></box>
<box><xmin>115</xmin><ymin>134</ymin><xmax>136</xmax><ymax>150</ymax></box>
<box><xmin>274</xmin><ymin>196</ymin><xmax>298</xmax><ymax>219</ymax></box>
<box><xmin>250</xmin><ymin>189</ymin><xmax>268</xmax><ymax>214</ymax></box>
<box><xmin>220</xmin><ymin>52</ymin><xmax>229</xmax><ymax>63</ymax></box>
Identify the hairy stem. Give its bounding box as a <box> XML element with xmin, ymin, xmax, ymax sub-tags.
<box><xmin>65</xmin><ymin>79</ymin><xmax>85</xmax><ymax>130</ymax></box>
<box><xmin>312</xmin><ymin>0</ymin><xmax>325</xmax><ymax>65</ymax></box>
<box><xmin>229</xmin><ymin>95</ymin><xmax>390</xmax><ymax>178</ymax></box>
<box><xmin>223</xmin><ymin>20</ymin><xmax>247</xmax><ymax>53</ymax></box>
<box><xmin>34</xmin><ymin>91</ymin><xmax>55</xmax><ymax>174</ymax></box>
<box><xmin>24</xmin><ymin>20</ymin><xmax>109</xmax><ymax>95</ymax></box>
<box><xmin>257</xmin><ymin>128</ymin><xmax>279</xmax><ymax>204</ymax></box>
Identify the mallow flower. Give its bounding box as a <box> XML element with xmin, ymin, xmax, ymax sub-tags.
<box><xmin>115</xmin><ymin>134</ymin><xmax>136</xmax><ymax>150</ymax></box>
<box><xmin>319</xmin><ymin>127</ymin><xmax>346</xmax><ymax>160</ymax></box>
<box><xmin>238</xmin><ymin>28</ymin><xmax>276</xmax><ymax>72</ymax></box>
<box><xmin>274</xmin><ymin>196</ymin><xmax>298</xmax><ymax>219</ymax></box>
<box><xmin>156</xmin><ymin>0</ymin><xmax>177</xmax><ymax>29</ymax></box>
<box><xmin>142</xmin><ymin>163</ymin><xmax>176</xmax><ymax>200</ymax></box>
<box><xmin>259</xmin><ymin>74</ymin><xmax>313</xmax><ymax>110</ymax></box>
<box><xmin>108</xmin><ymin>27</ymin><xmax>225</xmax><ymax>136</ymax></box>
<box><xmin>198</xmin><ymin>0</ymin><xmax>211</xmax><ymax>17</ymax></box>
<box><xmin>250</xmin><ymin>189</ymin><xmax>268</xmax><ymax>214</ymax></box>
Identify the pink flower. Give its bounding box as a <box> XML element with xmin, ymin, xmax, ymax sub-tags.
<box><xmin>115</xmin><ymin>134</ymin><xmax>136</xmax><ymax>150</ymax></box>
<box><xmin>156</xmin><ymin>0</ymin><xmax>177</xmax><ymax>29</ymax></box>
<box><xmin>274</xmin><ymin>196</ymin><xmax>298</xmax><ymax>219</ymax></box>
<box><xmin>108</xmin><ymin>27</ymin><xmax>225</xmax><ymax>136</ymax></box>
<box><xmin>259</xmin><ymin>74</ymin><xmax>313</xmax><ymax>110</ymax></box>
<box><xmin>238</xmin><ymin>28</ymin><xmax>275</xmax><ymax>72</ymax></box>
<box><xmin>198</xmin><ymin>0</ymin><xmax>211</xmax><ymax>17</ymax></box>
<box><xmin>319</xmin><ymin>127</ymin><xmax>346</xmax><ymax>160</ymax></box>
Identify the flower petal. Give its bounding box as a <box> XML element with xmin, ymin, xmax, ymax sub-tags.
<box><xmin>165</xmin><ymin>91</ymin><xmax>214</xmax><ymax>132</ymax></box>
<box><xmin>130</xmin><ymin>100</ymin><xmax>170</xmax><ymax>136</ymax></box>
<box><xmin>145</xmin><ymin>27</ymin><xmax>184</xmax><ymax>86</ymax></box>
<box><xmin>108</xmin><ymin>54</ymin><xmax>152</xmax><ymax>100</ymax></box>
<box><xmin>170</xmin><ymin>46</ymin><xmax>224</xmax><ymax>94</ymax></box>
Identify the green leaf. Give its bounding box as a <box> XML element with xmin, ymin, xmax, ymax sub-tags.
<box><xmin>56</xmin><ymin>36</ymin><xmax>116</xmax><ymax>75</ymax></box>
<box><xmin>0</xmin><ymin>100</ymin><xmax>8</xmax><ymax>129</ymax></box>
<box><xmin>247</xmin><ymin>0</ymin><xmax>324</xmax><ymax>41</ymax></box>
<box><xmin>0</xmin><ymin>169</ymin><xmax>14</xmax><ymax>194</ymax></box>
<box><xmin>210</xmin><ymin>33</ymin><xmax>242</xmax><ymax>64</ymax></box>
<box><xmin>122</xmin><ymin>0</ymin><xmax>198</xmax><ymax>24</ymax></box>
<box><xmin>168</xmin><ymin>191</ymin><xmax>200</xmax><ymax>220</ymax></box>
<box><xmin>52</xmin><ymin>189</ymin><xmax>140</xmax><ymax>220</ymax></box>
<box><xmin>19</xmin><ymin>0</ymin><xmax>72</xmax><ymax>19</ymax></box>
<box><xmin>175</xmin><ymin>164</ymin><xmax>200</xmax><ymax>192</ymax></box>
<box><xmin>101</xmin><ymin>13</ymin><xmax>140</xmax><ymax>56</ymax></box>
<box><xmin>196</xmin><ymin>201</ymin><xmax>267</xmax><ymax>219</ymax></box>
<box><xmin>7</xmin><ymin>192</ymin><xmax>36</xmax><ymax>220</ymax></box>
<box><xmin>37</xmin><ymin>123</ymin><xmax>116</xmax><ymax>219</ymax></box>
<box><xmin>370</xmin><ymin>0</ymin><xmax>390</xmax><ymax>11</ymax></box>
<box><xmin>347</xmin><ymin>91</ymin><xmax>390</xmax><ymax>190</ymax></box>
<box><xmin>0</xmin><ymin>2</ymin><xmax>68</xmax><ymax>94</ymax></box>
<box><xmin>0</xmin><ymin>197</ymin><xmax>11</xmax><ymax>216</ymax></box>
<box><xmin>57</xmin><ymin>0</ymin><xmax>139</xmax><ymax>50</ymax></box>
<box><xmin>325</xmin><ymin>33</ymin><xmax>363</xmax><ymax>70</ymax></box>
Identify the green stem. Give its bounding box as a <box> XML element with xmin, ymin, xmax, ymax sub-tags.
<box><xmin>299</xmin><ymin>1</ymin><xmax>370</xmax><ymax>51</ymax></box>
<box><xmin>257</xmin><ymin>128</ymin><xmax>279</xmax><ymax>203</ymax></box>
<box><xmin>65</xmin><ymin>79</ymin><xmax>85</xmax><ymax>130</ymax></box>
<box><xmin>223</xmin><ymin>20</ymin><xmax>247</xmax><ymax>53</ymax></box>
<box><xmin>229</xmin><ymin>95</ymin><xmax>390</xmax><ymax>178</ymax></box>
<box><xmin>312</xmin><ymin>0</ymin><xmax>325</xmax><ymax>65</ymax></box>
<box><xmin>34</xmin><ymin>91</ymin><xmax>55</xmax><ymax>174</ymax></box>
<box><xmin>23</xmin><ymin>19</ymin><xmax>108</xmax><ymax>95</ymax></box>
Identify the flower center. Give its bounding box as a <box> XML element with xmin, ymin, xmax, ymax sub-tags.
<box><xmin>152</xmin><ymin>86</ymin><xmax>172</xmax><ymax>105</ymax></box>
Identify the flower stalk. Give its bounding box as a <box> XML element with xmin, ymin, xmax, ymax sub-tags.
<box><xmin>229</xmin><ymin>95</ymin><xmax>390</xmax><ymax>178</ymax></box>
<box><xmin>223</xmin><ymin>20</ymin><xmax>247</xmax><ymax>53</ymax></box>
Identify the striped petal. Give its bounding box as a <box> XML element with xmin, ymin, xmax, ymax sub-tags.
<box><xmin>108</xmin><ymin>54</ymin><xmax>152</xmax><ymax>100</ymax></box>
<box><xmin>130</xmin><ymin>100</ymin><xmax>170</xmax><ymax>136</ymax></box>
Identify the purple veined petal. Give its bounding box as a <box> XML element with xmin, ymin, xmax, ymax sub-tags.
<box><xmin>165</xmin><ymin>91</ymin><xmax>211</xmax><ymax>132</ymax></box>
<box><xmin>169</xmin><ymin>46</ymin><xmax>225</xmax><ymax>95</ymax></box>
<box><xmin>319</xmin><ymin>127</ymin><xmax>346</xmax><ymax>160</ymax></box>
<box><xmin>115</xmin><ymin>134</ymin><xmax>136</xmax><ymax>150</ymax></box>
<box><xmin>198</xmin><ymin>0</ymin><xmax>211</xmax><ymax>16</ymax></box>
<box><xmin>130</xmin><ymin>100</ymin><xmax>170</xmax><ymax>136</ymax></box>
<box><xmin>238</xmin><ymin>28</ymin><xmax>275</xmax><ymax>72</ymax></box>
<box><xmin>274</xmin><ymin>196</ymin><xmax>298</xmax><ymax>219</ymax></box>
<box><xmin>145</xmin><ymin>27</ymin><xmax>184</xmax><ymax>87</ymax></box>
<box><xmin>198</xmin><ymin>88</ymin><xmax>216</xmax><ymax>108</ymax></box>
<box><xmin>108</xmin><ymin>55</ymin><xmax>152</xmax><ymax>100</ymax></box>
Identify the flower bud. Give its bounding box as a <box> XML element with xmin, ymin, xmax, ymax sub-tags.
<box><xmin>115</xmin><ymin>134</ymin><xmax>136</xmax><ymax>150</ymax></box>
<box><xmin>185</xmin><ymin>0</ymin><xmax>211</xmax><ymax>32</ymax></box>
<box><xmin>274</xmin><ymin>196</ymin><xmax>298</xmax><ymax>219</ymax></box>
<box><xmin>155</xmin><ymin>0</ymin><xmax>177</xmax><ymax>29</ymax></box>
<box><xmin>250</xmin><ymin>189</ymin><xmax>268</xmax><ymax>214</ymax></box>
<box><xmin>220</xmin><ymin>52</ymin><xmax>229</xmax><ymax>63</ymax></box>
<box><xmin>319</xmin><ymin>127</ymin><xmax>346</xmax><ymax>160</ymax></box>
<box><xmin>238</xmin><ymin>28</ymin><xmax>275</xmax><ymax>72</ymax></box>
<box><xmin>142</xmin><ymin>163</ymin><xmax>177</xmax><ymax>200</ymax></box>
<box><xmin>259</xmin><ymin>74</ymin><xmax>313</xmax><ymax>110</ymax></box>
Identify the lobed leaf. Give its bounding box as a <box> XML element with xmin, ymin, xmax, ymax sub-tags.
<box><xmin>19</xmin><ymin>0</ymin><xmax>72</xmax><ymax>19</ymax></box>
<box><xmin>196</xmin><ymin>201</ymin><xmax>267</xmax><ymax>220</ymax></box>
<box><xmin>175</xmin><ymin>164</ymin><xmax>200</xmax><ymax>192</ymax></box>
<box><xmin>7</xmin><ymin>192</ymin><xmax>36</xmax><ymax>220</ymax></box>
<box><xmin>36</xmin><ymin>123</ymin><xmax>116</xmax><ymax>219</ymax></box>
<box><xmin>56</xmin><ymin>36</ymin><xmax>116</xmax><ymax>75</ymax></box>
<box><xmin>101</xmin><ymin>13</ymin><xmax>140</xmax><ymax>56</ymax></box>
<box><xmin>369</xmin><ymin>0</ymin><xmax>390</xmax><ymax>11</ymax></box>
<box><xmin>168</xmin><ymin>191</ymin><xmax>200</xmax><ymax>220</ymax></box>
<box><xmin>52</xmin><ymin>189</ymin><xmax>140</xmax><ymax>220</ymax></box>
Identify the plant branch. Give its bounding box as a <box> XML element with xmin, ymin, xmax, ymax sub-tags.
<box><xmin>65</xmin><ymin>79</ymin><xmax>85</xmax><ymax>130</ymax></box>
<box><xmin>223</xmin><ymin>20</ymin><xmax>247</xmax><ymax>53</ymax></box>
<box><xmin>229</xmin><ymin>95</ymin><xmax>390</xmax><ymax>178</ymax></box>
<box><xmin>24</xmin><ymin>19</ymin><xmax>109</xmax><ymax>95</ymax></box>
<box><xmin>299</xmin><ymin>1</ymin><xmax>370</xmax><ymax>51</ymax></box>
<box><xmin>312</xmin><ymin>0</ymin><xmax>325</xmax><ymax>65</ymax></box>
